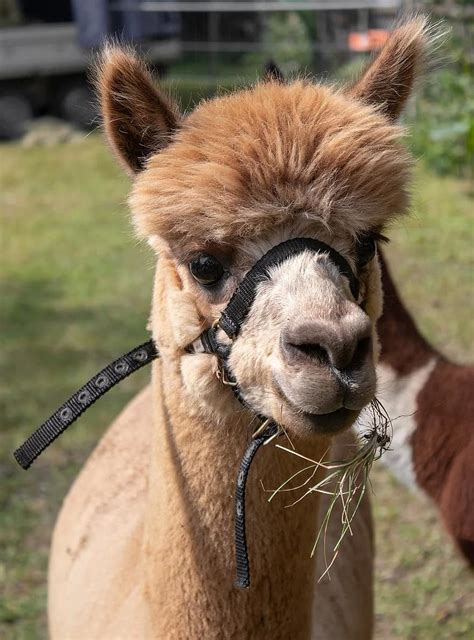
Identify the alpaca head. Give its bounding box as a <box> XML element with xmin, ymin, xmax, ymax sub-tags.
<box><xmin>97</xmin><ymin>18</ymin><xmax>429</xmax><ymax>439</ymax></box>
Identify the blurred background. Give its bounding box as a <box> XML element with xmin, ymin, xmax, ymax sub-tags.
<box><xmin>1</xmin><ymin>1</ymin><xmax>473</xmax><ymax>638</ymax></box>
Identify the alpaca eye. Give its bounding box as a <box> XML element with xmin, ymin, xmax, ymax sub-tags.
<box><xmin>189</xmin><ymin>254</ymin><xmax>225</xmax><ymax>286</ymax></box>
<box><xmin>356</xmin><ymin>236</ymin><xmax>376</xmax><ymax>267</ymax></box>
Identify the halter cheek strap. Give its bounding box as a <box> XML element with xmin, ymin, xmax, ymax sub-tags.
<box><xmin>219</xmin><ymin>237</ymin><xmax>360</xmax><ymax>340</ymax></box>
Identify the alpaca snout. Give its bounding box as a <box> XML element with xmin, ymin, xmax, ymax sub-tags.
<box><xmin>280</xmin><ymin>314</ymin><xmax>373</xmax><ymax>374</ymax></box>
<box><xmin>275</xmin><ymin>313</ymin><xmax>376</xmax><ymax>421</ymax></box>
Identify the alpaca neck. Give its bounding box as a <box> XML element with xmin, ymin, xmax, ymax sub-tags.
<box><xmin>143</xmin><ymin>358</ymin><xmax>328</xmax><ymax>640</ymax></box>
<box><xmin>377</xmin><ymin>253</ymin><xmax>473</xmax><ymax>500</ymax></box>
<box><xmin>378</xmin><ymin>252</ymin><xmax>435</xmax><ymax>375</ymax></box>
<box><xmin>410</xmin><ymin>358</ymin><xmax>473</xmax><ymax>501</ymax></box>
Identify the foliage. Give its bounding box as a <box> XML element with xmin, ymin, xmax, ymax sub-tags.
<box><xmin>405</xmin><ymin>66</ymin><xmax>474</xmax><ymax>177</ymax></box>
<box><xmin>242</xmin><ymin>12</ymin><xmax>312</xmax><ymax>76</ymax></box>
<box><xmin>408</xmin><ymin>3</ymin><xmax>474</xmax><ymax>176</ymax></box>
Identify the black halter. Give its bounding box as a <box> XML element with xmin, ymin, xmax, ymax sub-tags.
<box><xmin>13</xmin><ymin>236</ymin><xmax>374</xmax><ymax>588</ymax></box>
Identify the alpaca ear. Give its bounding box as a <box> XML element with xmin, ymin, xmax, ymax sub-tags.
<box><xmin>263</xmin><ymin>60</ymin><xmax>285</xmax><ymax>83</ymax></box>
<box><xmin>346</xmin><ymin>17</ymin><xmax>429</xmax><ymax>120</ymax></box>
<box><xmin>96</xmin><ymin>45</ymin><xmax>180</xmax><ymax>175</ymax></box>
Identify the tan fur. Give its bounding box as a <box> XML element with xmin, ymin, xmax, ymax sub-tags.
<box><xmin>49</xmin><ymin>384</ymin><xmax>373</xmax><ymax>639</ymax></box>
<box><xmin>49</xmin><ymin>18</ymin><xmax>430</xmax><ymax>639</ymax></box>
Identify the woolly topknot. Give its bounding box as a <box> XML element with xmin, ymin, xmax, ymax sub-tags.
<box><xmin>96</xmin><ymin>18</ymin><xmax>434</xmax><ymax>249</ymax></box>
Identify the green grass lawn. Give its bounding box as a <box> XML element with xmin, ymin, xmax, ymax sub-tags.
<box><xmin>1</xmin><ymin>135</ymin><xmax>473</xmax><ymax>639</ymax></box>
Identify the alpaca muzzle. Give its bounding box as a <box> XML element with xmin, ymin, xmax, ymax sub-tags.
<box><xmin>13</xmin><ymin>236</ymin><xmax>375</xmax><ymax>589</ymax></box>
<box><xmin>191</xmin><ymin>237</ymin><xmax>368</xmax><ymax>417</ymax></box>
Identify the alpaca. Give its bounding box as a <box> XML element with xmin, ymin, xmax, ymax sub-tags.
<box><xmin>47</xmin><ymin>20</ymin><xmax>430</xmax><ymax>639</ymax></box>
<box><xmin>375</xmin><ymin>252</ymin><xmax>474</xmax><ymax>566</ymax></box>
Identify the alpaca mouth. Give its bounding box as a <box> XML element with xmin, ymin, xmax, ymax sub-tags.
<box><xmin>274</xmin><ymin>383</ymin><xmax>361</xmax><ymax>435</ymax></box>
<box><xmin>300</xmin><ymin>406</ymin><xmax>360</xmax><ymax>434</ymax></box>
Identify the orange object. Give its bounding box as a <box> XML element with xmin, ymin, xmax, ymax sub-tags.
<box><xmin>348</xmin><ymin>29</ymin><xmax>390</xmax><ymax>52</ymax></box>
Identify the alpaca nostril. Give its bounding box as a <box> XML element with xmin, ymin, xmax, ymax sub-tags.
<box><xmin>329</xmin><ymin>334</ymin><xmax>372</xmax><ymax>371</ymax></box>
<box><xmin>281</xmin><ymin>321</ymin><xmax>372</xmax><ymax>372</ymax></box>
<box><xmin>289</xmin><ymin>342</ymin><xmax>330</xmax><ymax>366</ymax></box>
<box><xmin>282</xmin><ymin>322</ymin><xmax>334</xmax><ymax>367</ymax></box>
<box><xmin>348</xmin><ymin>336</ymin><xmax>372</xmax><ymax>371</ymax></box>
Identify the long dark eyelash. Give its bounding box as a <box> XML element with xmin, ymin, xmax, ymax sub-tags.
<box><xmin>370</xmin><ymin>231</ymin><xmax>390</xmax><ymax>244</ymax></box>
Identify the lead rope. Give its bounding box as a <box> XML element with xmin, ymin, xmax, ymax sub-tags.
<box><xmin>13</xmin><ymin>340</ymin><xmax>159</xmax><ymax>470</ymax></box>
<box><xmin>12</xmin><ymin>338</ymin><xmax>271</xmax><ymax>588</ymax></box>
<box><xmin>235</xmin><ymin>421</ymin><xmax>278</xmax><ymax>588</ymax></box>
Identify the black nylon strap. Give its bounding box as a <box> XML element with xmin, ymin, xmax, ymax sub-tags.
<box><xmin>199</xmin><ymin>327</ymin><xmax>230</xmax><ymax>359</ymax></box>
<box><xmin>235</xmin><ymin>422</ymin><xmax>279</xmax><ymax>588</ymax></box>
<box><xmin>219</xmin><ymin>237</ymin><xmax>359</xmax><ymax>339</ymax></box>
<box><xmin>13</xmin><ymin>340</ymin><xmax>158</xmax><ymax>470</ymax></box>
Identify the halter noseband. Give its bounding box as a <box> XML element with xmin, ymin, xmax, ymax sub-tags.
<box><xmin>13</xmin><ymin>236</ymin><xmax>375</xmax><ymax>588</ymax></box>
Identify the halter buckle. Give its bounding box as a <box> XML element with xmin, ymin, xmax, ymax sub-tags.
<box><xmin>216</xmin><ymin>362</ymin><xmax>237</xmax><ymax>387</ymax></box>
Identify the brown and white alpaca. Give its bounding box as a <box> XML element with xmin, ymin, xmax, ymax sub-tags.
<box><xmin>48</xmin><ymin>20</ymin><xmax>430</xmax><ymax>639</ymax></box>
<box><xmin>374</xmin><ymin>252</ymin><xmax>474</xmax><ymax>566</ymax></box>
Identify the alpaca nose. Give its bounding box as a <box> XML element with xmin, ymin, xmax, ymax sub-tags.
<box><xmin>281</xmin><ymin>317</ymin><xmax>372</xmax><ymax>372</ymax></box>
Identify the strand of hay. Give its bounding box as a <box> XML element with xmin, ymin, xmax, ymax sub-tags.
<box><xmin>266</xmin><ymin>398</ymin><xmax>392</xmax><ymax>580</ymax></box>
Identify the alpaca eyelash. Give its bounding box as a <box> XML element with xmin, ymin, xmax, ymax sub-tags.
<box><xmin>179</xmin><ymin>250</ymin><xmax>234</xmax><ymax>270</ymax></box>
<box><xmin>369</xmin><ymin>231</ymin><xmax>390</xmax><ymax>244</ymax></box>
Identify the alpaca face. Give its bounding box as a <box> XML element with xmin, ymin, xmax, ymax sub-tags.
<box><xmin>97</xmin><ymin>18</ymin><xmax>429</xmax><ymax>436</ymax></box>
<box><xmin>174</xmin><ymin>225</ymin><xmax>380</xmax><ymax>437</ymax></box>
<box><xmin>226</xmin><ymin>236</ymin><xmax>377</xmax><ymax>435</ymax></box>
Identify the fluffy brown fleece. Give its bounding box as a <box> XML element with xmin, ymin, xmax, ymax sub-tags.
<box><xmin>127</xmin><ymin>18</ymin><xmax>429</xmax><ymax>252</ymax></box>
<box><xmin>48</xmin><ymin>17</ymin><xmax>432</xmax><ymax>640</ymax></box>
<box><xmin>378</xmin><ymin>251</ymin><xmax>432</xmax><ymax>375</ymax></box>
<box><xmin>95</xmin><ymin>20</ymin><xmax>431</xmax><ymax>253</ymax></box>
<box><xmin>379</xmin><ymin>254</ymin><xmax>474</xmax><ymax>566</ymax></box>
<box><xmin>130</xmin><ymin>81</ymin><xmax>412</xmax><ymax>250</ymax></box>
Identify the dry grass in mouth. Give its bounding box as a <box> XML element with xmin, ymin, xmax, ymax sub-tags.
<box><xmin>265</xmin><ymin>398</ymin><xmax>392</xmax><ymax>580</ymax></box>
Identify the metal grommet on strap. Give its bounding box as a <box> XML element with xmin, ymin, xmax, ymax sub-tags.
<box><xmin>95</xmin><ymin>374</ymin><xmax>109</xmax><ymax>388</ymax></box>
<box><xmin>114</xmin><ymin>361</ymin><xmax>129</xmax><ymax>374</ymax></box>
<box><xmin>77</xmin><ymin>390</ymin><xmax>91</xmax><ymax>404</ymax></box>
<box><xmin>133</xmin><ymin>349</ymin><xmax>148</xmax><ymax>363</ymax></box>
<box><xmin>59</xmin><ymin>407</ymin><xmax>72</xmax><ymax>422</ymax></box>
<box><xmin>236</xmin><ymin>499</ymin><xmax>243</xmax><ymax>518</ymax></box>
